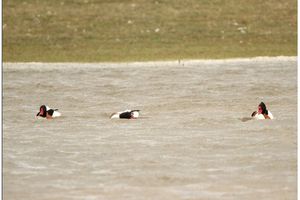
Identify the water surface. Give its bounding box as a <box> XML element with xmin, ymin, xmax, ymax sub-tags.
<box><xmin>4</xmin><ymin>57</ymin><xmax>297</xmax><ymax>200</ymax></box>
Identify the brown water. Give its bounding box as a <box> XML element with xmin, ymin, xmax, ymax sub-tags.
<box><xmin>3</xmin><ymin>57</ymin><xmax>297</xmax><ymax>200</ymax></box>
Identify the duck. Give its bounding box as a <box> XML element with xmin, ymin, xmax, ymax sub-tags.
<box><xmin>251</xmin><ymin>102</ymin><xmax>274</xmax><ymax>120</ymax></box>
<box><xmin>110</xmin><ymin>109</ymin><xmax>140</xmax><ymax>119</ymax></box>
<box><xmin>36</xmin><ymin>105</ymin><xmax>61</xmax><ymax>119</ymax></box>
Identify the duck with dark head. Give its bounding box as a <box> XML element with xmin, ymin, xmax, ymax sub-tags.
<box><xmin>251</xmin><ymin>102</ymin><xmax>274</xmax><ymax>120</ymax></box>
<box><xmin>110</xmin><ymin>109</ymin><xmax>140</xmax><ymax>119</ymax></box>
<box><xmin>36</xmin><ymin>105</ymin><xmax>61</xmax><ymax>119</ymax></box>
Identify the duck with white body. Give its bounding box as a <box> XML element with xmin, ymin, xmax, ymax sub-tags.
<box><xmin>36</xmin><ymin>105</ymin><xmax>61</xmax><ymax>119</ymax></box>
<box><xmin>110</xmin><ymin>109</ymin><xmax>140</xmax><ymax>119</ymax></box>
<box><xmin>251</xmin><ymin>102</ymin><xmax>273</xmax><ymax>120</ymax></box>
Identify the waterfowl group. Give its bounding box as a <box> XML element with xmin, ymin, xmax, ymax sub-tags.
<box><xmin>36</xmin><ymin>102</ymin><xmax>273</xmax><ymax>121</ymax></box>
<box><xmin>36</xmin><ymin>105</ymin><xmax>140</xmax><ymax>120</ymax></box>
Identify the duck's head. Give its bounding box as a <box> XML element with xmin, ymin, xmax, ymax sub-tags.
<box><xmin>36</xmin><ymin>105</ymin><xmax>47</xmax><ymax>117</ymax></box>
<box><xmin>258</xmin><ymin>102</ymin><xmax>268</xmax><ymax>115</ymax></box>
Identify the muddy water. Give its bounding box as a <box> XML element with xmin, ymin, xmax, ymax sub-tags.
<box><xmin>3</xmin><ymin>57</ymin><xmax>297</xmax><ymax>200</ymax></box>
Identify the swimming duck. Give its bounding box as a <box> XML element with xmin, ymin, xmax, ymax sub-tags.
<box><xmin>110</xmin><ymin>109</ymin><xmax>140</xmax><ymax>119</ymax></box>
<box><xmin>251</xmin><ymin>102</ymin><xmax>274</xmax><ymax>120</ymax></box>
<box><xmin>36</xmin><ymin>105</ymin><xmax>61</xmax><ymax>119</ymax></box>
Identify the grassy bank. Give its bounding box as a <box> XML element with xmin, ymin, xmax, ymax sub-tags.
<box><xmin>4</xmin><ymin>0</ymin><xmax>297</xmax><ymax>62</ymax></box>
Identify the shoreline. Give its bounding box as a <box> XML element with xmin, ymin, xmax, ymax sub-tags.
<box><xmin>3</xmin><ymin>56</ymin><xmax>297</xmax><ymax>70</ymax></box>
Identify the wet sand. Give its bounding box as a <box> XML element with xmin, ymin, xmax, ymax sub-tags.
<box><xmin>3</xmin><ymin>57</ymin><xmax>297</xmax><ymax>200</ymax></box>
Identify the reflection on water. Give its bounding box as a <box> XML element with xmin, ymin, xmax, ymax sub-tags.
<box><xmin>3</xmin><ymin>57</ymin><xmax>297</xmax><ymax>200</ymax></box>
<box><xmin>239</xmin><ymin>117</ymin><xmax>253</xmax><ymax>122</ymax></box>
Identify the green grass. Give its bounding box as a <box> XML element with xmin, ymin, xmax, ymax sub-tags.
<box><xmin>4</xmin><ymin>0</ymin><xmax>297</xmax><ymax>62</ymax></box>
